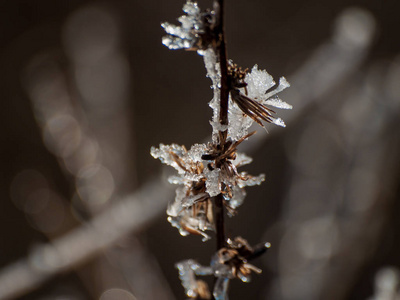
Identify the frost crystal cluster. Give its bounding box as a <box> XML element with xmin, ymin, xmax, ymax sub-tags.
<box><xmin>153</xmin><ymin>1</ymin><xmax>291</xmax><ymax>299</ymax></box>
<box><xmin>161</xmin><ymin>1</ymin><xmax>216</xmax><ymax>50</ymax></box>
<box><xmin>227</xmin><ymin>64</ymin><xmax>292</xmax><ymax>141</ymax></box>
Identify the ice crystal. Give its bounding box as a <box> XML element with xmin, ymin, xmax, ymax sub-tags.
<box><xmin>232</xmin><ymin>152</ymin><xmax>253</xmax><ymax>167</ymax></box>
<box><xmin>151</xmin><ymin>143</ymin><xmax>206</xmax><ymax>176</ymax></box>
<box><xmin>181</xmin><ymin>192</ymin><xmax>209</xmax><ymax>208</ymax></box>
<box><xmin>176</xmin><ymin>260</ymin><xmax>213</xmax><ymax>299</ymax></box>
<box><xmin>152</xmin><ymin>143</ymin><xmax>214</xmax><ymax>241</ymax></box>
<box><xmin>161</xmin><ymin>1</ymin><xmax>216</xmax><ymax>51</ymax></box>
<box><xmin>226</xmin><ymin>186</ymin><xmax>246</xmax><ymax>212</ymax></box>
<box><xmin>175</xmin><ymin>237</ymin><xmax>265</xmax><ymax>300</ymax></box>
<box><xmin>272</xmin><ymin>117</ymin><xmax>286</xmax><ymax>127</ymax></box>
<box><xmin>200</xmin><ymin>48</ymin><xmax>221</xmax><ymax>143</ymax></box>
<box><xmin>245</xmin><ymin>65</ymin><xmax>276</xmax><ymax>98</ymax></box>
<box><xmin>176</xmin><ymin>260</ymin><xmax>200</xmax><ymax>298</ymax></box>
<box><xmin>167</xmin><ymin>201</ymin><xmax>213</xmax><ymax>242</ymax></box>
<box><xmin>167</xmin><ymin>183</ymin><xmax>214</xmax><ymax>242</ymax></box>
<box><xmin>213</xmin><ymin>277</ymin><xmax>230</xmax><ymax>300</ymax></box>
<box><xmin>228</xmin><ymin>65</ymin><xmax>292</xmax><ymax>141</ymax></box>
<box><xmin>161</xmin><ymin>1</ymin><xmax>200</xmax><ymax>50</ymax></box>
<box><xmin>150</xmin><ymin>144</ymin><xmax>187</xmax><ymax>174</ymax></box>
<box><xmin>204</xmin><ymin>168</ymin><xmax>221</xmax><ymax>197</ymax></box>
<box><xmin>245</xmin><ymin>65</ymin><xmax>291</xmax><ymax>104</ymax></box>
<box><xmin>175</xmin><ymin>256</ymin><xmax>232</xmax><ymax>300</ymax></box>
<box><xmin>263</xmin><ymin>96</ymin><xmax>293</xmax><ymax>109</ymax></box>
<box><xmin>152</xmin><ymin>139</ymin><xmax>264</xmax><ymax>238</ymax></box>
<box><xmin>167</xmin><ymin>175</ymin><xmax>184</xmax><ymax>185</ymax></box>
<box><xmin>237</xmin><ymin>173</ymin><xmax>265</xmax><ymax>188</ymax></box>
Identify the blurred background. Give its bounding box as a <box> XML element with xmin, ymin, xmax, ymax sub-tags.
<box><xmin>1</xmin><ymin>0</ymin><xmax>400</xmax><ymax>299</ymax></box>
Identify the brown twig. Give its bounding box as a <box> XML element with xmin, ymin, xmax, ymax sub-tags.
<box><xmin>214</xmin><ymin>0</ymin><xmax>229</xmax><ymax>252</ymax></box>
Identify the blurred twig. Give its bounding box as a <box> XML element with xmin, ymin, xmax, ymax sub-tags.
<box><xmin>0</xmin><ymin>178</ymin><xmax>173</xmax><ymax>299</ymax></box>
<box><xmin>20</xmin><ymin>4</ymin><xmax>175</xmax><ymax>299</ymax></box>
<box><xmin>241</xmin><ymin>7</ymin><xmax>375</xmax><ymax>152</ymax></box>
<box><xmin>265</xmin><ymin>9</ymin><xmax>400</xmax><ymax>300</ymax></box>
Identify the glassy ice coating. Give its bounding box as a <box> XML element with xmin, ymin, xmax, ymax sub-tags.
<box><xmin>176</xmin><ymin>260</ymin><xmax>213</xmax><ymax>298</ymax></box>
<box><xmin>176</xmin><ymin>238</ymin><xmax>263</xmax><ymax>299</ymax></box>
<box><xmin>175</xmin><ymin>258</ymin><xmax>231</xmax><ymax>300</ymax></box>
<box><xmin>200</xmin><ymin>48</ymin><xmax>222</xmax><ymax>143</ymax></box>
<box><xmin>213</xmin><ymin>277</ymin><xmax>230</xmax><ymax>300</ymax></box>
<box><xmin>166</xmin><ymin>187</ymin><xmax>212</xmax><ymax>242</ymax></box>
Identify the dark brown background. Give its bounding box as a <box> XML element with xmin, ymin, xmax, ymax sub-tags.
<box><xmin>1</xmin><ymin>0</ymin><xmax>400</xmax><ymax>299</ymax></box>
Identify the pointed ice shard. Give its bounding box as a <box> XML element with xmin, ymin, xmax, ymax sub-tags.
<box><xmin>264</xmin><ymin>76</ymin><xmax>290</xmax><ymax>100</ymax></box>
<box><xmin>272</xmin><ymin>117</ymin><xmax>286</xmax><ymax>127</ymax></box>
<box><xmin>213</xmin><ymin>277</ymin><xmax>230</xmax><ymax>300</ymax></box>
<box><xmin>263</xmin><ymin>96</ymin><xmax>293</xmax><ymax>109</ymax></box>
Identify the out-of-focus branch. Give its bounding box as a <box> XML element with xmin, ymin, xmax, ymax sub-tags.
<box><xmin>21</xmin><ymin>5</ymin><xmax>175</xmax><ymax>299</ymax></box>
<box><xmin>240</xmin><ymin>7</ymin><xmax>376</xmax><ymax>152</ymax></box>
<box><xmin>0</xmin><ymin>178</ymin><xmax>173</xmax><ymax>299</ymax></box>
<box><xmin>368</xmin><ymin>267</ymin><xmax>400</xmax><ymax>300</ymax></box>
<box><xmin>267</xmin><ymin>61</ymin><xmax>400</xmax><ymax>299</ymax></box>
<box><xmin>264</xmin><ymin>9</ymin><xmax>400</xmax><ymax>300</ymax></box>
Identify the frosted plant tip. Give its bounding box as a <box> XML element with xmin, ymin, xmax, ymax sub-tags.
<box><xmin>227</xmin><ymin>62</ymin><xmax>292</xmax><ymax>139</ymax></box>
<box><xmin>161</xmin><ymin>1</ymin><xmax>217</xmax><ymax>51</ymax></box>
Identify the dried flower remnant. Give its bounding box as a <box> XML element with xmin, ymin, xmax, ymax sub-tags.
<box><xmin>175</xmin><ymin>237</ymin><xmax>270</xmax><ymax>299</ymax></box>
<box><xmin>161</xmin><ymin>1</ymin><xmax>217</xmax><ymax>51</ymax></box>
<box><xmin>202</xmin><ymin>131</ymin><xmax>265</xmax><ymax>215</ymax></box>
<box><xmin>227</xmin><ymin>64</ymin><xmax>292</xmax><ymax>141</ymax></box>
<box><xmin>151</xmin><ymin>138</ymin><xmax>264</xmax><ymax>239</ymax></box>
<box><xmin>151</xmin><ymin>143</ymin><xmax>215</xmax><ymax>241</ymax></box>
<box><xmin>213</xmin><ymin>237</ymin><xmax>263</xmax><ymax>283</ymax></box>
<box><xmin>212</xmin><ymin>238</ymin><xmax>270</xmax><ymax>299</ymax></box>
<box><xmin>167</xmin><ymin>187</ymin><xmax>214</xmax><ymax>242</ymax></box>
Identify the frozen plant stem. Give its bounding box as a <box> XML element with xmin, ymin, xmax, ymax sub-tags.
<box><xmin>155</xmin><ymin>1</ymin><xmax>292</xmax><ymax>298</ymax></box>
<box><xmin>215</xmin><ymin>0</ymin><xmax>228</xmax><ymax>253</ymax></box>
<box><xmin>214</xmin><ymin>194</ymin><xmax>225</xmax><ymax>250</ymax></box>
<box><xmin>216</xmin><ymin>0</ymin><xmax>229</xmax><ymax>127</ymax></box>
